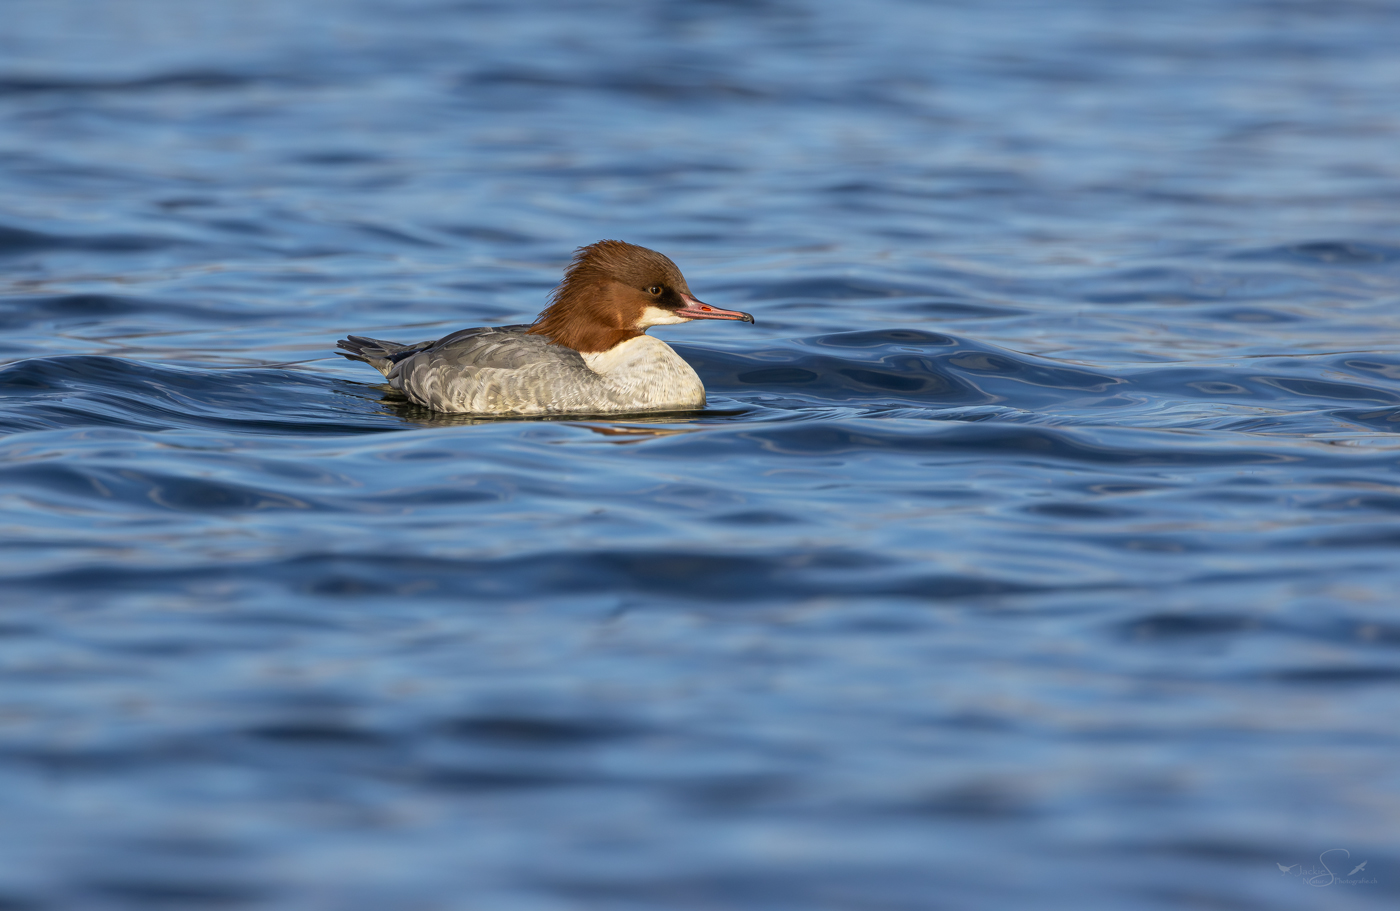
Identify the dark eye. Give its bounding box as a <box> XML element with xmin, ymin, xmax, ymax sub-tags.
<box><xmin>648</xmin><ymin>285</ymin><xmax>662</xmax><ymax>295</ymax></box>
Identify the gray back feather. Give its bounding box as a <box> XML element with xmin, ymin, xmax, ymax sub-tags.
<box><xmin>388</xmin><ymin>326</ymin><xmax>610</xmax><ymax>413</ymax></box>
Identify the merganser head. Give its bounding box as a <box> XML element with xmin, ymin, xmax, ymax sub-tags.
<box><xmin>528</xmin><ymin>240</ymin><xmax>754</xmax><ymax>353</ymax></box>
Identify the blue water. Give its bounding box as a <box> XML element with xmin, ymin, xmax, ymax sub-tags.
<box><xmin>2</xmin><ymin>1</ymin><xmax>1399</xmax><ymax>908</ymax></box>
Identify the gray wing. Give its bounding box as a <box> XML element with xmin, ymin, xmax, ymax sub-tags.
<box><xmin>418</xmin><ymin>326</ymin><xmax>564</xmax><ymax>369</ymax></box>
<box><xmin>388</xmin><ymin>326</ymin><xmax>608</xmax><ymax>413</ymax></box>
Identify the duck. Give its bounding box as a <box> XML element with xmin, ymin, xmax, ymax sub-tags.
<box><xmin>336</xmin><ymin>240</ymin><xmax>754</xmax><ymax>415</ymax></box>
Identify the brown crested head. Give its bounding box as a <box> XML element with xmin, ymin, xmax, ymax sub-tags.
<box><xmin>527</xmin><ymin>240</ymin><xmax>753</xmax><ymax>353</ymax></box>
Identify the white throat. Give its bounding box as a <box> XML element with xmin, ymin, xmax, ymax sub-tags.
<box><xmin>636</xmin><ymin>305</ymin><xmax>691</xmax><ymax>328</ymax></box>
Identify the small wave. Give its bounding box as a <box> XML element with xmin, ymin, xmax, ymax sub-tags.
<box><xmin>691</xmin><ymin>330</ymin><xmax>1400</xmax><ymax>427</ymax></box>
<box><xmin>0</xmin><ymin>356</ymin><xmax>384</xmax><ymax>435</ymax></box>
<box><xmin>0</xmin><ymin>70</ymin><xmax>292</xmax><ymax>95</ymax></box>
<box><xmin>4</xmin><ymin>548</ymin><xmax>1043</xmax><ymax>603</ymax></box>
<box><xmin>684</xmin><ymin>328</ymin><xmax>1120</xmax><ymax>408</ymax></box>
<box><xmin>1230</xmin><ymin>240</ymin><xmax>1400</xmax><ymax>266</ymax></box>
<box><xmin>0</xmin><ymin>223</ymin><xmax>181</xmax><ymax>257</ymax></box>
<box><xmin>0</xmin><ymin>293</ymin><xmax>246</xmax><ymax>331</ymax></box>
<box><xmin>463</xmin><ymin>65</ymin><xmax>776</xmax><ymax>103</ymax></box>
<box><xmin>658</xmin><ymin>419</ymin><xmax>1316</xmax><ymax>468</ymax></box>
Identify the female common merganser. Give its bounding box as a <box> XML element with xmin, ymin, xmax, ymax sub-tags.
<box><xmin>336</xmin><ymin>240</ymin><xmax>754</xmax><ymax>415</ymax></box>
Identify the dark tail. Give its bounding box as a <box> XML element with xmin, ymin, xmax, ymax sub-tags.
<box><xmin>335</xmin><ymin>335</ymin><xmax>432</xmax><ymax>375</ymax></box>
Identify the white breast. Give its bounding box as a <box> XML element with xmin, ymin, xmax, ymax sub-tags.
<box><xmin>581</xmin><ymin>335</ymin><xmax>706</xmax><ymax>410</ymax></box>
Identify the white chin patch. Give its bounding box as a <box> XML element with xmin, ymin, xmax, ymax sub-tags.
<box><xmin>637</xmin><ymin>305</ymin><xmax>691</xmax><ymax>328</ymax></box>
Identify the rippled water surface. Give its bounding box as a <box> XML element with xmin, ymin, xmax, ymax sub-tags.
<box><xmin>3</xmin><ymin>1</ymin><xmax>1400</xmax><ymax>908</ymax></box>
